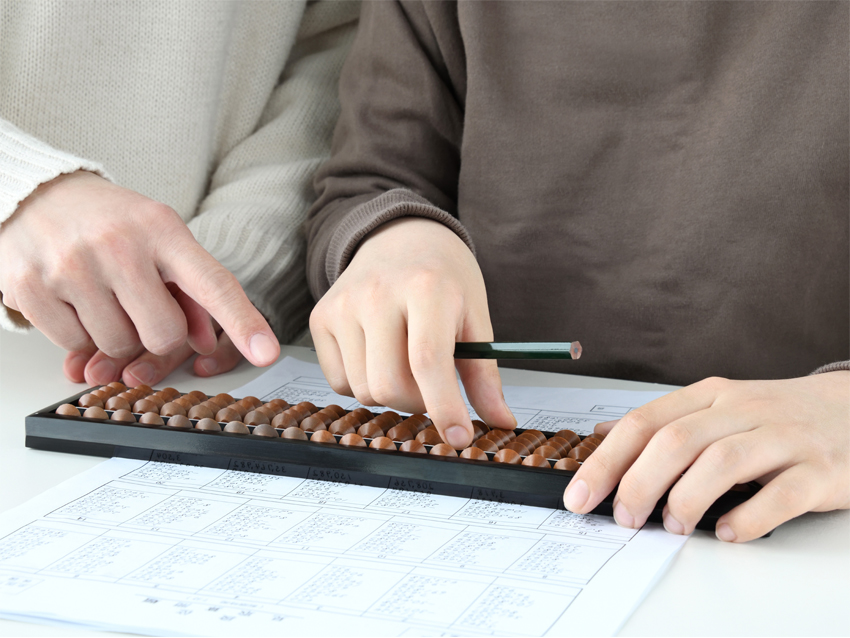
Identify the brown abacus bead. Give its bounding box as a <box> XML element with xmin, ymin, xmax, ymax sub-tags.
<box><xmin>534</xmin><ymin>445</ymin><xmax>562</xmax><ymax>460</ymax></box>
<box><xmin>567</xmin><ymin>446</ymin><xmax>592</xmax><ymax>462</ymax></box>
<box><xmin>329</xmin><ymin>420</ymin><xmax>356</xmax><ymax>436</ymax></box>
<box><xmin>214</xmin><ymin>393</ymin><xmax>235</xmax><ymax>406</ymax></box>
<box><xmin>548</xmin><ymin>436</ymin><xmax>572</xmax><ymax>456</ymax></box>
<box><xmin>369</xmin><ymin>436</ymin><xmax>397</xmax><ymax>450</ymax></box>
<box><xmin>416</xmin><ymin>429</ymin><xmax>444</xmax><ymax>446</ymax></box>
<box><xmin>515</xmin><ymin>432</ymin><xmax>541</xmax><ymax>448</ymax></box>
<box><xmin>133</xmin><ymin>399</ymin><xmax>159</xmax><ymax>414</ymax></box>
<box><xmin>186</xmin><ymin>390</ymin><xmax>206</xmax><ymax>403</ymax></box>
<box><xmin>585</xmin><ymin>432</ymin><xmax>606</xmax><ymax>443</ymax></box>
<box><xmin>205</xmin><ymin>396</ymin><xmax>229</xmax><ymax>410</ymax></box>
<box><xmin>387</xmin><ymin>423</ymin><xmax>416</xmax><ymax>442</ymax></box>
<box><xmin>91</xmin><ymin>390</ymin><xmax>109</xmax><ymax>401</ymax></box>
<box><xmin>300</xmin><ymin>415</ymin><xmax>327</xmax><ymax>432</ymax></box>
<box><xmin>522</xmin><ymin>454</ymin><xmax>551</xmax><ymax>468</ymax></box>
<box><xmin>195</xmin><ymin>418</ymin><xmax>221</xmax><ymax>432</ymax></box>
<box><xmin>97</xmin><ymin>386</ymin><xmax>116</xmax><ymax>398</ymax></box>
<box><xmin>555</xmin><ymin>429</ymin><xmax>581</xmax><ymax>448</ymax></box>
<box><xmin>56</xmin><ymin>404</ymin><xmax>81</xmax><ymax>417</ymax></box>
<box><xmin>253</xmin><ymin>405</ymin><xmax>277</xmax><ymax>420</ymax></box>
<box><xmin>294</xmin><ymin>401</ymin><xmax>317</xmax><ymax>415</ymax></box>
<box><xmin>429</xmin><ymin>443</ymin><xmax>458</xmax><ymax>457</ymax></box>
<box><xmin>139</xmin><ymin>412</ymin><xmax>165</xmax><ymax>426</ymax></box>
<box><xmin>282</xmin><ymin>426</ymin><xmax>308</xmax><ymax>440</ymax></box>
<box><xmin>400</xmin><ymin>416</ymin><xmax>427</xmax><ymax>434</ymax></box>
<box><xmin>262</xmin><ymin>402</ymin><xmax>283</xmax><ymax>416</ymax></box>
<box><xmin>107</xmin><ymin>381</ymin><xmax>127</xmax><ymax>392</ymax></box>
<box><xmin>310</xmin><ymin>410</ymin><xmax>335</xmax><ymax>426</ymax></box>
<box><xmin>323</xmin><ymin>404</ymin><xmax>345</xmax><ymax>420</ymax></box>
<box><xmin>223</xmin><ymin>421</ymin><xmax>250</xmax><ymax>434</ymax></box>
<box><xmin>339</xmin><ymin>433</ymin><xmax>367</xmax><ymax>447</ymax></box>
<box><xmin>160</xmin><ymin>387</ymin><xmax>180</xmax><ymax>400</ymax></box>
<box><xmin>165</xmin><ymin>414</ymin><xmax>191</xmax><ymax>429</ymax></box>
<box><xmin>227</xmin><ymin>402</ymin><xmax>249</xmax><ymax>418</ymax></box>
<box><xmin>235</xmin><ymin>398</ymin><xmax>255</xmax><ymax>413</ymax></box>
<box><xmin>243</xmin><ymin>396</ymin><xmax>264</xmax><ymax>409</ymax></box>
<box><xmin>471</xmin><ymin>420</ymin><xmax>489</xmax><ymax>440</ymax></box>
<box><xmin>83</xmin><ymin>406</ymin><xmax>108</xmax><ymax>419</ymax></box>
<box><xmin>144</xmin><ymin>394</ymin><xmax>165</xmax><ymax>408</ymax></box>
<box><xmin>216</xmin><ymin>407</ymin><xmax>241</xmax><ymax>423</ymax></box>
<box><xmin>357</xmin><ymin>422</ymin><xmax>385</xmax><ymax>439</ymax></box>
<box><xmin>106</xmin><ymin>396</ymin><xmax>131</xmax><ymax>411</ymax></box>
<box><xmin>380</xmin><ymin>410</ymin><xmax>403</xmax><ymax>426</ymax></box>
<box><xmin>110</xmin><ymin>409</ymin><xmax>135</xmax><ymax>422</ymax></box>
<box><xmin>493</xmin><ymin>449</ymin><xmax>523</xmax><ymax>464</ymax></box>
<box><xmin>286</xmin><ymin>407</ymin><xmax>310</xmax><ymax>424</ymax></box>
<box><xmin>460</xmin><ymin>447</ymin><xmax>489</xmax><ymax>461</ymax></box>
<box><xmin>310</xmin><ymin>430</ymin><xmax>336</xmax><ymax>444</ymax></box>
<box><xmin>161</xmin><ymin>402</ymin><xmax>187</xmax><ymax>417</ymax></box>
<box><xmin>117</xmin><ymin>391</ymin><xmax>136</xmax><ymax>403</ymax></box>
<box><xmin>78</xmin><ymin>393</ymin><xmax>103</xmax><ymax>409</ymax></box>
<box><xmin>267</xmin><ymin>398</ymin><xmax>289</xmax><ymax>412</ymax></box>
<box><xmin>244</xmin><ymin>410</ymin><xmax>271</xmax><ymax>426</ymax></box>
<box><xmin>349</xmin><ymin>407</ymin><xmax>373</xmax><ymax>424</ymax></box>
<box><xmin>506</xmin><ymin>440</ymin><xmax>534</xmax><ymax>456</ymax></box>
<box><xmin>519</xmin><ymin>429</ymin><xmax>547</xmax><ymax>448</ymax></box>
<box><xmin>271</xmin><ymin>411</ymin><xmax>298</xmax><ymax>429</ymax></box>
<box><xmin>134</xmin><ymin>384</ymin><xmax>153</xmax><ymax>395</ymax></box>
<box><xmin>484</xmin><ymin>430</ymin><xmax>510</xmax><ymax>447</ymax></box>
<box><xmin>471</xmin><ymin>438</ymin><xmax>500</xmax><ymax>454</ymax></box>
<box><xmin>553</xmin><ymin>458</ymin><xmax>581</xmax><ymax>471</ymax></box>
<box><xmin>578</xmin><ymin>439</ymin><xmax>599</xmax><ymax>452</ymax></box>
<box><xmin>173</xmin><ymin>397</ymin><xmax>194</xmax><ymax>411</ymax></box>
<box><xmin>398</xmin><ymin>440</ymin><xmax>427</xmax><ymax>454</ymax></box>
<box><xmin>252</xmin><ymin>423</ymin><xmax>278</xmax><ymax>437</ymax></box>
<box><xmin>188</xmin><ymin>404</ymin><xmax>215</xmax><ymax>420</ymax></box>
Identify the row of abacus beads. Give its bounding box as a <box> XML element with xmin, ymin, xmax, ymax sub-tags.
<box><xmin>56</xmin><ymin>385</ymin><xmax>604</xmax><ymax>470</ymax></box>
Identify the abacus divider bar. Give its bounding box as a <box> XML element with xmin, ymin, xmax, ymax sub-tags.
<box><xmin>454</xmin><ymin>341</ymin><xmax>582</xmax><ymax>360</ymax></box>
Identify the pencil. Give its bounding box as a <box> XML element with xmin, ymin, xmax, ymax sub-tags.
<box><xmin>453</xmin><ymin>342</ymin><xmax>582</xmax><ymax>360</ymax></box>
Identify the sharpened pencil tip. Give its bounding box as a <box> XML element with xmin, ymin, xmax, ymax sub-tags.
<box><xmin>571</xmin><ymin>341</ymin><xmax>582</xmax><ymax>360</ymax></box>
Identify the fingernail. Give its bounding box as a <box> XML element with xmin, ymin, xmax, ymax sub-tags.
<box><xmin>563</xmin><ymin>479</ymin><xmax>589</xmax><ymax>512</ymax></box>
<box><xmin>716</xmin><ymin>523</ymin><xmax>737</xmax><ymax>542</ymax></box>
<box><xmin>249</xmin><ymin>333</ymin><xmax>278</xmax><ymax>365</ymax></box>
<box><xmin>89</xmin><ymin>359</ymin><xmax>116</xmax><ymax>383</ymax></box>
<box><xmin>126</xmin><ymin>361</ymin><xmax>155</xmax><ymax>385</ymax></box>
<box><xmin>445</xmin><ymin>426</ymin><xmax>470</xmax><ymax>449</ymax></box>
<box><xmin>663</xmin><ymin>512</ymin><xmax>685</xmax><ymax>535</ymax></box>
<box><xmin>197</xmin><ymin>357</ymin><xmax>218</xmax><ymax>375</ymax></box>
<box><xmin>613</xmin><ymin>501</ymin><xmax>636</xmax><ymax>528</ymax></box>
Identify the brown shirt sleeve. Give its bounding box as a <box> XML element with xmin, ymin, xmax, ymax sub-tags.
<box><xmin>305</xmin><ymin>1</ymin><xmax>471</xmax><ymax>299</ymax></box>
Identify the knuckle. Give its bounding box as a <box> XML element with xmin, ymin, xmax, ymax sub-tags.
<box><xmin>614</xmin><ymin>476</ymin><xmax>646</xmax><ymax>510</ymax></box>
<box><xmin>408</xmin><ymin>340</ymin><xmax>443</xmax><ymax>372</ymax></box>
<box><xmin>702</xmin><ymin>439</ymin><xmax>747</xmax><ymax>474</ymax></box>
<box><xmin>699</xmin><ymin>376</ymin><xmax>730</xmax><ymax>394</ymax></box>
<box><xmin>618</xmin><ymin>409</ymin><xmax>655</xmax><ymax>440</ymax></box>
<box><xmin>653</xmin><ymin>422</ymin><xmax>693</xmax><ymax>455</ymax></box>
<box><xmin>369</xmin><ymin>377</ymin><xmax>406</xmax><ymax>407</ymax></box>
<box><xmin>327</xmin><ymin>376</ymin><xmax>353</xmax><ymax>397</ymax></box>
<box><xmin>195</xmin><ymin>267</ymin><xmax>242</xmax><ymax>312</ymax></box>
<box><xmin>352</xmin><ymin>384</ymin><xmax>377</xmax><ymax>407</ymax></box>
<box><xmin>765</xmin><ymin>477</ymin><xmax>806</xmax><ymax>511</ymax></box>
<box><xmin>666</xmin><ymin>490</ymin><xmax>700</xmax><ymax>523</ymax></box>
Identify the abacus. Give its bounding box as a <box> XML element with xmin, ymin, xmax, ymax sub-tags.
<box><xmin>25</xmin><ymin>382</ymin><xmax>760</xmax><ymax>531</ymax></box>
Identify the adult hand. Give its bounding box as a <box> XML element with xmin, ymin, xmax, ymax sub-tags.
<box><xmin>0</xmin><ymin>171</ymin><xmax>279</xmax><ymax>368</ymax></box>
<box><xmin>563</xmin><ymin>372</ymin><xmax>850</xmax><ymax>542</ymax></box>
<box><xmin>64</xmin><ymin>330</ymin><xmax>245</xmax><ymax>387</ymax></box>
<box><xmin>310</xmin><ymin>217</ymin><xmax>516</xmax><ymax>448</ymax></box>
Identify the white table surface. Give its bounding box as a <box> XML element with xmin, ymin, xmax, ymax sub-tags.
<box><xmin>1</xmin><ymin>329</ymin><xmax>848</xmax><ymax>637</ymax></box>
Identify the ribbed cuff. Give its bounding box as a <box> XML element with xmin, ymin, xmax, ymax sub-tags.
<box><xmin>324</xmin><ymin>188</ymin><xmax>475</xmax><ymax>289</ymax></box>
<box><xmin>0</xmin><ymin>118</ymin><xmax>111</xmax><ymax>227</ymax></box>
<box><xmin>810</xmin><ymin>360</ymin><xmax>850</xmax><ymax>374</ymax></box>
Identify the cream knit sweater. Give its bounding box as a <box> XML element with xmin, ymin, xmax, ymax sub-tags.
<box><xmin>0</xmin><ymin>0</ymin><xmax>358</xmax><ymax>344</ymax></box>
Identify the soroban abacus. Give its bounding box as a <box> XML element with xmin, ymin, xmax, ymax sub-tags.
<box><xmin>25</xmin><ymin>380</ymin><xmax>761</xmax><ymax>531</ymax></box>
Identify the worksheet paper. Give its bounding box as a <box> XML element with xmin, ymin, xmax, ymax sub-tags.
<box><xmin>0</xmin><ymin>358</ymin><xmax>686</xmax><ymax>636</ymax></box>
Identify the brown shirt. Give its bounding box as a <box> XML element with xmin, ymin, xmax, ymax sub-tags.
<box><xmin>306</xmin><ymin>1</ymin><xmax>849</xmax><ymax>386</ymax></box>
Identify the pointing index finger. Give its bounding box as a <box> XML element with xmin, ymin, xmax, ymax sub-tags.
<box><xmin>158</xmin><ymin>236</ymin><xmax>279</xmax><ymax>367</ymax></box>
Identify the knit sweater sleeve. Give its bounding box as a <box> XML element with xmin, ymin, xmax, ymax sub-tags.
<box><xmin>0</xmin><ymin>118</ymin><xmax>112</xmax><ymax>332</ymax></box>
<box><xmin>187</xmin><ymin>0</ymin><xmax>359</xmax><ymax>344</ymax></box>
<box><xmin>304</xmin><ymin>1</ymin><xmax>473</xmax><ymax>300</ymax></box>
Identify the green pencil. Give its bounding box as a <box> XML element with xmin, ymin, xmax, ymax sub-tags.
<box><xmin>453</xmin><ymin>342</ymin><xmax>582</xmax><ymax>360</ymax></box>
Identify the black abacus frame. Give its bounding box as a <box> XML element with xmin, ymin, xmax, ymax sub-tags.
<box><xmin>24</xmin><ymin>387</ymin><xmax>762</xmax><ymax>532</ymax></box>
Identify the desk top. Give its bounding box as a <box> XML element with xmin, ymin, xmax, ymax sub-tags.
<box><xmin>1</xmin><ymin>329</ymin><xmax>847</xmax><ymax>637</ymax></box>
